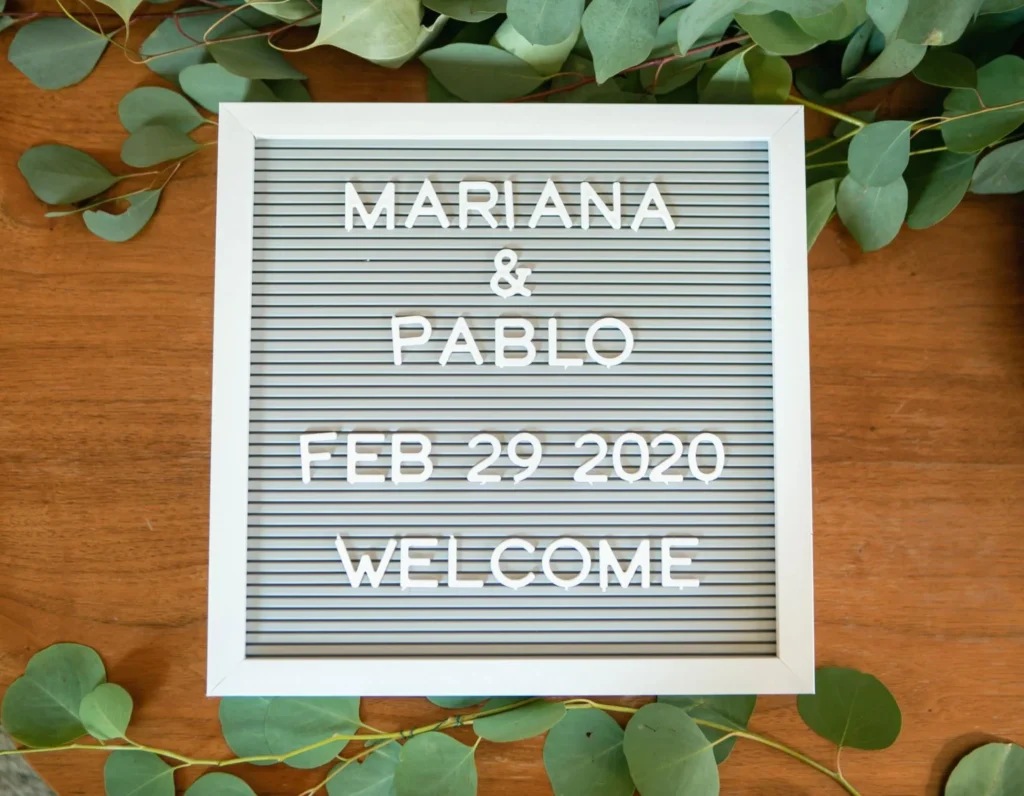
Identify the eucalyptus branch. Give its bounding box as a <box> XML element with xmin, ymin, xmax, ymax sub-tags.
<box><xmin>786</xmin><ymin>94</ymin><xmax>869</xmax><ymax>129</ymax></box>
<box><xmin>299</xmin><ymin>742</ymin><xmax>384</xmax><ymax>796</ymax></box>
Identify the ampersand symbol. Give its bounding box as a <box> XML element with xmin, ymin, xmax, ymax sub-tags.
<box><xmin>490</xmin><ymin>248</ymin><xmax>532</xmax><ymax>299</ymax></box>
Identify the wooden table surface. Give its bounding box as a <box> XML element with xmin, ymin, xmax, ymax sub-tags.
<box><xmin>1</xmin><ymin>25</ymin><xmax>1023</xmax><ymax>796</ymax></box>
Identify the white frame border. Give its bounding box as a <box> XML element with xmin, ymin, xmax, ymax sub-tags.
<box><xmin>208</xmin><ymin>103</ymin><xmax>814</xmax><ymax>697</ymax></box>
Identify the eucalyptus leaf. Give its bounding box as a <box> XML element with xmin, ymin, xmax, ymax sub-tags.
<box><xmin>795</xmin><ymin>63</ymin><xmax>890</xmax><ymax>103</ymax></box>
<box><xmin>395</xmin><ymin>733</ymin><xmax>477</xmax><ymax>796</ymax></box>
<box><xmin>945</xmin><ymin>743</ymin><xmax>1024</xmax><ymax>796</ymax></box>
<box><xmin>840</xmin><ymin>21</ymin><xmax>873</xmax><ymax>76</ymax></box>
<box><xmin>865</xmin><ymin>0</ymin><xmax>906</xmax><ymax>39</ymax></box>
<box><xmin>980</xmin><ymin>0</ymin><xmax>1024</xmax><ymax>10</ymax></box>
<box><xmin>582</xmin><ymin>0</ymin><xmax>659</xmax><ymax>83</ymax></box>
<box><xmin>797</xmin><ymin>666</ymin><xmax>902</xmax><ymax>749</ymax></box>
<box><xmin>420</xmin><ymin>43</ymin><xmax>545</xmax><ymax>100</ymax></box>
<box><xmin>427</xmin><ymin>696</ymin><xmax>487</xmax><ymax>709</ymax></box>
<box><xmin>906</xmin><ymin>150</ymin><xmax>975</xmax><ymax>227</ymax></box>
<box><xmin>897</xmin><ymin>0</ymin><xmax>985</xmax><ymax>46</ymax></box>
<box><xmin>245</xmin><ymin>0</ymin><xmax>315</xmax><ymax>24</ymax></box>
<box><xmin>474</xmin><ymin>698</ymin><xmax>566</xmax><ymax>742</ymax></box>
<box><xmin>508</xmin><ymin>0</ymin><xmax>584</xmax><ymax>45</ymax></box>
<box><xmin>834</xmin><ymin>109</ymin><xmax>876</xmax><ymax>137</ymax></box>
<box><xmin>942</xmin><ymin>55</ymin><xmax>1024</xmax><ymax>153</ymax></box>
<box><xmin>793</xmin><ymin>0</ymin><xmax>866</xmax><ymax>41</ymax></box>
<box><xmin>426</xmin><ymin>72</ymin><xmax>462</xmax><ymax>101</ymax></box>
<box><xmin>84</xmin><ymin>190</ymin><xmax>162</xmax><ymax>242</ymax></box>
<box><xmin>179</xmin><ymin>63</ymin><xmax>277</xmax><ymax>112</ymax></box>
<box><xmin>806</xmin><ymin>178</ymin><xmax>838</xmax><ymax>248</ymax></box>
<box><xmin>264</xmin><ymin>697</ymin><xmax>360</xmax><ymax>769</ymax></box>
<box><xmin>104</xmin><ymin>751</ymin><xmax>175</xmax><ymax>796</ymax></box>
<box><xmin>185</xmin><ymin>773</ymin><xmax>257</xmax><ymax>796</ymax></box>
<box><xmin>218</xmin><ymin>697</ymin><xmax>276</xmax><ymax>766</ymax></box>
<box><xmin>119</xmin><ymin>87</ymin><xmax>205</xmax><ymax>134</ymax></box>
<box><xmin>369</xmin><ymin>13</ymin><xmax>448</xmax><ymax>69</ymax></box>
<box><xmin>139</xmin><ymin>10</ymin><xmax>214</xmax><ymax>83</ymax></box>
<box><xmin>492</xmin><ymin>18</ymin><xmax>577</xmax><ymax>74</ymax></box>
<box><xmin>913</xmin><ymin>48</ymin><xmax>977</xmax><ymax>89</ymax></box>
<box><xmin>8</xmin><ymin>18</ymin><xmax>108</xmax><ymax>90</ymax></box>
<box><xmin>743</xmin><ymin>0</ymin><xmax>846</xmax><ymax>12</ymax></box>
<box><xmin>79</xmin><ymin>683</ymin><xmax>133</xmax><ymax>741</ymax></box>
<box><xmin>746</xmin><ymin>47</ymin><xmax>792</xmax><ymax>102</ymax></box>
<box><xmin>121</xmin><ymin>126</ymin><xmax>199</xmax><ymax>167</ymax></box>
<box><xmin>952</xmin><ymin>6</ymin><xmax>1024</xmax><ymax>66</ymax></box>
<box><xmin>210</xmin><ymin>34</ymin><xmax>307</xmax><ymax>79</ymax></box>
<box><xmin>971</xmin><ymin>139</ymin><xmax>1024</xmax><ymax>193</ymax></box>
<box><xmin>424</xmin><ymin>0</ymin><xmax>505</xmax><ymax>22</ymax></box>
<box><xmin>312</xmin><ymin>0</ymin><xmax>432</xmax><ymax>67</ymax></box>
<box><xmin>18</xmin><ymin>144</ymin><xmax>118</xmax><ymax>205</ymax></box>
<box><xmin>658</xmin><ymin>695</ymin><xmax>757</xmax><ymax>764</ymax></box>
<box><xmin>852</xmin><ymin>37</ymin><xmax>926</xmax><ymax>79</ymax></box>
<box><xmin>542</xmin><ymin>709</ymin><xmax>633</xmax><ymax>796</ymax></box>
<box><xmin>623</xmin><ymin>703</ymin><xmax>720</xmax><ymax>796</ymax></box>
<box><xmin>735</xmin><ymin>11</ymin><xmax>822</xmax><ymax>55</ymax></box>
<box><xmin>806</xmin><ymin>135</ymin><xmax>851</xmax><ymax>182</ymax></box>
<box><xmin>836</xmin><ymin>174</ymin><xmax>907</xmax><ymax>250</ymax></box>
<box><xmin>268</xmin><ymin>80</ymin><xmax>313</xmax><ymax>102</ymax></box>
<box><xmin>700</xmin><ymin>48</ymin><xmax>752</xmax><ymax>102</ymax></box>
<box><xmin>326</xmin><ymin>740</ymin><xmax>400</xmax><ymax>796</ymax></box>
<box><xmin>94</xmin><ymin>0</ymin><xmax>144</xmax><ymax>25</ymax></box>
<box><xmin>640</xmin><ymin>11</ymin><xmax>730</xmax><ymax>91</ymax></box>
<box><xmin>847</xmin><ymin>119</ymin><xmax>912</xmax><ymax>185</ymax></box>
<box><xmin>0</xmin><ymin>643</ymin><xmax>106</xmax><ymax>747</ymax></box>
<box><xmin>675</xmin><ymin>0</ymin><xmax>745</xmax><ymax>54</ymax></box>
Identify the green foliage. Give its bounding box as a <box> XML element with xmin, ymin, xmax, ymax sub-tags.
<box><xmin>104</xmin><ymin>751</ymin><xmax>175</xmax><ymax>796</ymax></box>
<box><xmin>326</xmin><ymin>741</ymin><xmax>400</xmax><ymax>796</ymax></box>
<box><xmin>836</xmin><ymin>174</ymin><xmax>908</xmax><ymax>250</ymax></box>
<box><xmin>311</xmin><ymin>0</ymin><xmax>440</xmax><ymax>68</ymax></box>
<box><xmin>218</xmin><ymin>697</ymin><xmax>276</xmax><ymax>766</ymax></box>
<box><xmin>905</xmin><ymin>151</ymin><xmax>976</xmax><ymax>228</ymax></box>
<box><xmin>395</xmin><ymin>733</ymin><xmax>477</xmax><ymax>796</ymax></box>
<box><xmin>581</xmin><ymin>0</ymin><xmax>659</xmax><ymax>83</ymax></box>
<box><xmin>945</xmin><ymin>743</ymin><xmax>1024</xmax><ymax>796</ymax></box>
<box><xmin>971</xmin><ymin>139</ymin><xmax>1024</xmax><ymax>192</ymax></box>
<box><xmin>79</xmin><ymin>683</ymin><xmax>133</xmax><ymax>741</ymax></box>
<box><xmin>0</xmin><ymin>643</ymin><xmax>106</xmax><ymax>747</ymax></box>
<box><xmin>180</xmin><ymin>63</ymin><xmax>276</xmax><ymax>111</ymax></box>
<box><xmin>492</xmin><ymin>18</ymin><xmax>576</xmax><ymax>74</ymax></box>
<box><xmin>121</xmin><ymin>127</ymin><xmax>199</xmax><ymax>167</ymax></box>
<box><xmin>264</xmin><ymin>697</ymin><xmax>361</xmax><ymax>768</ymax></box>
<box><xmin>210</xmin><ymin>35</ymin><xmax>307</xmax><ymax>80</ymax></box>
<box><xmin>427</xmin><ymin>696</ymin><xmax>487</xmax><ymax>709</ymax></box>
<box><xmin>184</xmin><ymin>773</ymin><xmax>257</xmax><ymax>796</ymax></box>
<box><xmin>8</xmin><ymin>19</ymin><xmax>108</xmax><ymax>90</ymax></box>
<box><xmin>657</xmin><ymin>695</ymin><xmax>757</xmax><ymax>764</ymax></box>
<box><xmin>941</xmin><ymin>55</ymin><xmax>1024</xmax><ymax>153</ymax></box>
<box><xmin>847</xmin><ymin>120</ymin><xmax>911</xmax><ymax>185</ymax></box>
<box><xmin>542</xmin><ymin>708</ymin><xmax>633</xmax><ymax>796</ymax></box>
<box><xmin>623</xmin><ymin>703</ymin><xmax>719</xmax><ymax>795</ymax></box>
<box><xmin>19</xmin><ymin>144</ymin><xmax>118</xmax><ymax>205</ymax></box>
<box><xmin>84</xmin><ymin>189</ymin><xmax>163</xmax><ymax>242</ymax></box>
<box><xmin>473</xmin><ymin>698</ymin><xmax>566</xmax><ymax>742</ymax></box>
<box><xmin>735</xmin><ymin>11</ymin><xmax>821</xmax><ymax>55</ymax></box>
<box><xmin>421</xmin><ymin>43</ymin><xmax>545</xmax><ymax>99</ymax></box>
<box><xmin>119</xmin><ymin>87</ymin><xmax>205</xmax><ymax>134</ymax></box>
<box><xmin>913</xmin><ymin>48</ymin><xmax>977</xmax><ymax>89</ymax></box>
<box><xmin>139</xmin><ymin>10</ymin><xmax>219</xmax><ymax>82</ymax></box>
<box><xmin>699</xmin><ymin>48</ymin><xmax>752</xmax><ymax>103</ymax></box>
<box><xmin>676</xmin><ymin>0</ymin><xmax>744</xmax><ymax>54</ymax></box>
<box><xmin>424</xmin><ymin>0</ymin><xmax>506</xmax><ymax>22</ymax></box>
<box><xmin>793</xmin><ymin>0</ymin><xmax>866</xmax><ymax>41</ymax></box>
<box><xmin>507</xmin><ymin>0</ymin><xmax>583</xmax><ymax>45</ymax></box>
<box><xmin>797</xmin><ymin>666</ymin><xmax>902</xmax><ymax>750</ymax></box>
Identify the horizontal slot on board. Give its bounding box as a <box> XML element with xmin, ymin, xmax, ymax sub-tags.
<box><xmin>243</xmin><ymin>643</ymin><xmax>777</xmax><ymax>657</ymax></box>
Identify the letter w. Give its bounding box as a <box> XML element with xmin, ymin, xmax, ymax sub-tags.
<box><xmin>335</xmin><ymin>536</ymin><xmax>397</xmax><ymax>588</ymax></box>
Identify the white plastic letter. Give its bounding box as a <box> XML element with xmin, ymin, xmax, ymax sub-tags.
<box><xmin>495</xmin><ymin>318</ymin><xmax>537</xmax><ymax>368</ymax></box>
<box><xmin>440</xmin><ymin>316</ymin><xmax>483</xmax><ymax>366</ymax></box>
<box><xmin>391</xmin><ymin>315</ymin><xmax>432</xmax><ymax>365</ymax></box>
<box><xmin>585</xmin><ymin>318</ymin><xmax>634</xmax><ymax>368</ymax></box>
<box><xmin>448</xmin><ymin>535</ymin><xmax>484</xmax><ymax>589</ymax></box>
<box><xmin>547</xmin><ymin>318</ymin><xmax>582</xmax><ymax>368</ymax></box>
<box><xmin>528</xmin><ymin>179</ymin><xmax>572</xmax><ymax>229</ymax></box>
<box><xmin>335</xmin><ymin>536</ymin><xmax>396</xmax><ymax>588</ymax></box>
<box><xmin>543</xmin><ymin>538</ymin><xmax>592</xmax><ymax>590</ymax></box>
<box><xmin>391</xmin><ymin>433</ymin><xmax>433</xmax><ymax>484</ymax></box>
<box><xmin>405</xmin><ymin>179</ymin><xmax>450</xmax><ymax>229</ymax></box>
<box><xmin>459</xmin><ymin>181</ymin><xmax>499</xmax><ymax>229</ymax></box>
<box><xmin>299</xmin><ymin>431</ymin><xmax>337</xmax><ymax>484</ymax></box>
<box><xmin>347</xmin><ymin>433</ymin><xmax>385</xmax><ymax>484</ymax></box>
<box><xmin>400</xmin><ymin>537</ymin><xmax>439</xmax><ymax>589</ymax></box>
<box><xmin>599</xmin><ymin>539</ymin><xmax>650</xmax><ymax>591</ymax></box>
<box><xmin>491</xmin><ymin>538</ymin><xmax>535</xmax><ymax>590</ymax></box>
<box><xmin>345</xmin><ymin>182</ymin><xmax>395</xmax><ymax>230</ymax></box>
<box><xmin>581</xmin><ymin>181</ymin><xmax>621</xmax><ymax>230</ymax></box>
<box><xmin>631</xmin><ymin>182</ymin><xmax>675</xmax><ymax>231</ymax></box>
<box><xmin>661</xmin><ymin>537</ymin><xmax>699</xmax><ymax>589</ymax></box>
<box><xmin>503</xmin><ymin>179</ymin><xmax>515</xmax><ymax>229</ymax></box>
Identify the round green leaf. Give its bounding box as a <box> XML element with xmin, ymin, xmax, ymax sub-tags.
<box><xmin>865</xmin><ymin>0</ymin><xmax>906</xmax><ymax>39</ymax></box>
<box><xmin>676</xmin><ymin>0</ymin><xmax>745</xmax><ymax>55</ymax></box>
<box><xmin>18</xmin><ymin>144</ymin><xmax>118</xmax><ymax>205</ymax></box>
<box><xmin>970</xmin><ymin>138</ymin><xmax>1024</xmax><ymax>193</ymax></box>
<box><xmin>94</xmin><ymin>0</ymin><xmax>143</xmax><ymax>25</ymax></box>
<box><xmin>793</xmin><ymin>0</ymin><xmax>867</xmax><ymax>41</ymax></box>
<box><xmin>423</xmin><ymin>0</ymin><xmax>505</xmax><ymax>22</ymax></box>
<box><xmin>0</xmin><ymin>643</ymin><xmax>106</xmax><ymax>747</ymax></box>
<box><xmin>847</xmin><ymin>120</ymin><xmax>912</xmax><ymax>185</ymax></box>
<box><xmin>121</xmin><ymin>126</ymin><xmax>199</xmax><ymax>168</ymax></box>
<box><xmin>326</xmin><ymin>740</ymin><xmax>400</xmax><ymax>796</ymax></box>
<box><xmin>218</xmin><ymin>697</ymin><xmax>276</xmax><ymax>766</ymax></box>
<box><xmin>420</xmin><ymin>43</ymin><xmax>546</xmax><ymax>100</ymax></box>
<box><xmin>264</xmin><ymin>697</ymin><xmax>360</xmax><ymax>769</ymax></box>
<box><xmin>582</xmin><ymin>0</ymin><xmax>659</xmax><ymax>83</ymax></box>
<box><xmin>699</xmin><ymin>49</ymin><xmax>753</xmax><ymax>103</ymax></box>
<box><xmin>474</xmin><ymin>698</ymin><xmax>566</xmax><ymax>742</ymax></box>
<box><xmin>942</xmin><ymin>55</ymin><xmax>1024</xmax><ymax>153</ymax></box>
<box><xmin>210</xmin><ymin>35</ymin><xmax>307</xmax><ymax>80</ymax></box>
<box><xmin>836</xmin><ymin>175</ymin><xmax>908</xmax><ymax>251</ymax></box>
<box><xmin>8</xmin><ymin>18</ymin><xmax>108</xmax><ymax>90</ymax></box>
<box><xmin>744</xmin><ymin>0</ymin><xmax>847</xmax><ymax>13</ymax></box>
<box><xmin>906</xmin><ymin>150</ymin><xmax>976</xmax><ymax>228</ymax></box>
<box><xmin>624</xmin><ymin>703</ymin><xmax>719</xmax><ymax>796</ymax></box>
<box><xmin>897</xmin><ymin>0</ymin><xmax>980</xmax><ymax>46</ymax></box>
<box><xmin>746</xmin><ymin>48</ymin><xmax>793</xmax><ymax>103</ymax></box>
<box><xmin>508</xmin><ymin>0</ymin><xmax>584</xmax><ymax>45</ymax></box>
<box><xmin>185</xmin><ymin>773</ymin><xmax>257</xmax><ymax>796</ymax></box>
<box><xmin>428</xmin><ymin>696</ymin><xmax>487</xmax><ymax>709</ymax></box>
<box><xmin>913</xmin><ymin>48</ymin><xmax>977</xmax><ymax>89</ymax></box>
<box><xmin>658</xmin><ymin>695</ymin><xmax>757</xmax><ymax>764</ymax></box>
<box><xmin>79</xmin><ymin>683</ymin><xmax>133</xmax><ymax>741</ymax></box>
<box><xmin>493</xmin><ymin>19</ymin><xmax>577</xmax><ymax>74</ymax></box>
<box><xmin>179</xmin><ymin>63</ymin><xmax>277</xmax><ymax>112</ymax></box>
<box><xmin>736</xmin><ymin>11</ymin><xmax>822</xmax><ymax>56</ymax></box>
<box><xmin>852</xmin><ymin>38</ymin><xmax>926</xmax><ymax>80</ymax></box>
<box><xmin>139</xmin><ymin>8</ymin><xmax>236</xmax><ymax>83</ymax></box>
<box><xmin>542</xmin><ymin>709</ymin><xmax>633</xmax><ymax>796</ymax></box>
<box><xmin>104</xmin><ymin>751</ymin><xmax>175</xmax><ymax>796</ymax></box>
<box><xmin>268</xmin><ymin>79</ymin><xmax>312</xmax><ymax>102</ymax></box>
<box><xmin>119</xmin><ymin>87</ymin><xmax>204</xmax><ymax>134</ymax></box>
<box><xmin>840</xmin><ymin>21</ymin><xmax>872</xmax><ymax>76</ymax></box>
<box><xmin>84</xmin><ymin>189</ymin><xmax>163</xmax><ymax>243</ymax></box>
<box><xmin>311</xmin><ymin>0</ymin><xmax>433</xmax><ymax>67</ymax></box>
<box><xmin>395</xmin><ymin>733</ymin><xmax>477</xmax><ymax>796</ymax></box>
<box><xmin>945</xmin><ymin>743</ymin><xmax>1024</xmax><ymax>796</ymax></box>
<box><xmin>797</xmin><ymin>666</ymin><xmax>902</xmax><ymax>750</ymax></box>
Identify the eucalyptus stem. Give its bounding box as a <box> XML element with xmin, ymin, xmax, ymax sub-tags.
<box><xmin>787</xmin><ymin>94</ymin><xmax>869</xmax><ymax>129</ymax></box>
<box><xmin>299</xmin><ymin>742</ymin><xmax>384</xmax><ymax>796</ymax></box>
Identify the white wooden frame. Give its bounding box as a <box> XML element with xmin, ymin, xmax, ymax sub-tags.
<box><xmin>208</xmin><ymin>103</ymin><xmax>814</xmax><ymax>697</ymax></box>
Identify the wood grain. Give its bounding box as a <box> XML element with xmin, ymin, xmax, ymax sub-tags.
<box><xmin>1</xmin><ymin>18</ymin><xmax>1023</xmax><ymax>796</ymax></box>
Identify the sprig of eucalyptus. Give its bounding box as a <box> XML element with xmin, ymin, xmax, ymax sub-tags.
<box><xmin>3</xmin><ymin>0</ymin><xmax>1024</xmax><ymax>245</ymax></box>
<box><xmin>1</xmin><ymin>643</ymin><xmax>1022</xmax><ymax>795</ymax></box>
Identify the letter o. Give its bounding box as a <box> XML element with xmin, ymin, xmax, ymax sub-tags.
<box><xmin>542</xmin><ymin>538</ymin><xmax>592</xmax><ymax>590</ymax></box>
<box><xmin>585</xmin><ymin>318</ymin><xmax>634</xmax><ymax>368</ymax></box>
